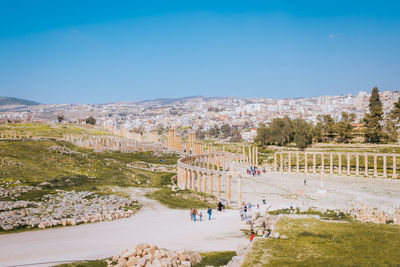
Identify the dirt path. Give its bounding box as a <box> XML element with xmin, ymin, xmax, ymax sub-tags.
<box><xmin>0</xmin><ymin>188</ymin><xmax>247</xmax><ymax>267</ymax></box>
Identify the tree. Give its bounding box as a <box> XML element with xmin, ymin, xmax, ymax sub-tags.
<box><xmin>255</xmin><ymin>123</ymin><xmax>271</xmax><ymax>146</ymax></box>
<box><xmin>230</xmin><ymin>126</ymin><xmax>242</xmax><ymax>142</ymax></box>
<box><xmin>292</xmin><ymin>118</ymin><xmax>313</xmax><ymax>149</ymax></box>
<box><xmin>384</xmin><ymin>97</ymin><xmax>400</xmax><ymax>142</ymax></box>
<box><xmin>57</xmin><ymin>113</ymin><xmax>65</xmax><ymax>123</ymax></box>
<box><xmin>336</xmin><ymin>112</ymin><xmax>355</xmax><ymax>143</ymax></box>
<box><xmin>196</xmin><ymin>127</ymin><xmax>205</xmax><ymax>140</ymax></box>
<box><xmin>85</xmin><ymin>116</ymin><xmax>96</xmax><ymax>125</ymax></box>
<box><xmin>363</xmin><ymin>87</ymin><xmax>384</xmax><ymax>143</ymax></box>
<box><xmin>208</xmin><ymin>126</ymin><xmax>219</xmax><ymax>138</ymax></box>
<box><xmin>316</xmin><ymin>114</ymin><xmax>336</xmax><ymax>142</ymax></box>
<box><xmin>220</xmin><ymin>124</ymin><xmax>231</xmax><ymax>139</ymax></box>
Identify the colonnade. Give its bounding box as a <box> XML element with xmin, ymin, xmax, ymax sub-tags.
<box><xmin>63</xmin><ymin>135</ymin><xmax>159</xmax><ymax>152</ymax></box>
<box><xmin>274</xmin><ymin>151</ymin><xmax>399</xmax><ymax>178</ymax></box>
<box><xmin>0</xmin><ymin>131</ymin><xmax>31</xmax><ymax>139</ymax></box>
<box><xmin>177</xmin><ymin>151</ymin><xmax>244</xmax><ymax>207</ymax></box>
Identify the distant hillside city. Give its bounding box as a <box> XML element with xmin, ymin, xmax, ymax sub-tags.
<box><xmin>1</xmin><ymin>89</ymin><xmax>399</xmax><ymax>143</ymax></box>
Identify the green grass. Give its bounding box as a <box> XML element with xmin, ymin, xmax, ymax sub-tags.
<box><xmin>193</xmin><ymin>251</ymin><xmax>236</xmax><ymax>267</ymax></box>
<box><xmin>53</xmin><ymin>260</ymin><xmax>107</xmax><ymax>267</ymax></box>
<box><xmin>0</xmin><ymin>140</ymin><xmax>178</xmax><ymax>201</ymax></box>
<box><xmin>268</xmin><ymin>208</ymin><xmax>353</xmax><ymax>221</ymax></box>
<box><xmin>0</xmin><ymin>123</ymin><xmax>109</xmax><ymax>138</ymax></box>
<box><xmin>146</xmin><ymin>188</ymin><xmax>218</xmax><ymax>209</ymax></box>
<box><xmin>242</xmin><ymin>217</ymin><xmax>400</xmax><ymax>266</ymax></box>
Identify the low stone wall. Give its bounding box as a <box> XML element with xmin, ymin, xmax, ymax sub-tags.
<box><xmin>108</xmin><ymin>243</ymin><xmax>202</xmax><ymax>267</ymax></box>
<box><xmin>0</xmin><ymin>190</ymin><xmax>136</xmax><ymax>231</ymax></box>
<box><xmin>346</xmin><ymin>204</ymin><xmax>400</xmax><ymax>224</ymax></box>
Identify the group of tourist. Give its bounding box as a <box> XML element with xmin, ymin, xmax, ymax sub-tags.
<box><xmin>247</xmin><ymin>166</ymin><xmax>264</xmax><ymax>176</ymax></box>
<box><xmin>240</xmin><ymin>202</ymin><xmax>259</xmax><ymax>221</ymax></box>
<box><xmin>190</xmin><ymin>207</ymin><xmax>213</xmax><ymax>222</ymax></box>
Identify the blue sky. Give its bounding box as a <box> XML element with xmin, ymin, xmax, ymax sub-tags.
<box><xmin>0</xmin><ymin>0</ymin><xmax>400</xmax><ymax>104</ymax></box>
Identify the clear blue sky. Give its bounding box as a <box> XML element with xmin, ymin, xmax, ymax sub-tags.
<box><xmin>1</xmin><ymin>0</ymin><xmax>400</xmax><ymax>104</ymax></box>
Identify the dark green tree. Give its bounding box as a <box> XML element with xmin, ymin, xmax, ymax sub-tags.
<box><xmin>292</xmin><ymin>118</ymin><xmax>313</xmax><ymax>149</ymax></box>
<box><xmin>85</xmin><ymin>116</ymin><xmax>96</xmax><ymax>125</ymax></box>
<box><xmin>220</xmin><ymin>124</ymin><xmax>231</xmax><ymax>139</ymax></box>
<box><xmin>384</xmin><ymin>97</ymin><xmax>400</xmax><ymax>142</ymax></box>
<box><xmin>316</xmin><ymin>114</ymin><xmax>336</xmax><ymax>142</ymax></box>
<box><xmin>363</xmin><ymin>87</ymin><xmax>384</xmax><ymax>143</ymax></box>
<box><xmin>230</xmin><ymin>126</ymin><xmax>242</xmax><ymax>142</ymax></box>
<box><xmin>336</xmin><ymin>112</ymin><xmax>355</xmax><ymax>143</ymax></box>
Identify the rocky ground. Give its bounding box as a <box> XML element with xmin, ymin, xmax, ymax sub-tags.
<box><xmin>0</xmin><ymin>182</ymin><xmax>137</xmax><ymax>231</ymax></box>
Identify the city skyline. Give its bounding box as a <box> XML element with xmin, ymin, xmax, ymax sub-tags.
<box><xmin>1</xmin><ymin>1</ymin><xmax>400</xmax><ymax>104</ymax></box>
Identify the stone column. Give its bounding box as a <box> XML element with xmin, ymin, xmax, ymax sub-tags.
<box><xmin>321</xmin><ymin>153</ymin><xmax>325</xmax><ymax>173</ymax></box>
<box><xmin>356</xmin><ymin>154</ymin><xmax>359</xmax><ymax>176</ymax></box>
<box><xmin>217</xmin><ymin>156</ymin><xmax>221</xmax><ymax>171</ymax></box>
<box><xmin>248</xmin><ymin>145</ymin><xmax>252</xmax><ymax>165</ymax></box>
<box><xmin>374</xmin><ymin>154</ymin><xmax>377</xmax><ymax>177</ymax></box>
<box><xmin>256</xmin><ymin>147</ymin><xmax>259</xmax><ymax>166</ymax></box>
<box><xmin>198</xmin><ymin>172</ymin><xmax>202</xmax><ymax>192</ymax></box>
<box><xmin>393</xmin><ymin>155</ymin><xmax>397</xmax><ymax>179</ymax></box>
<box><xmin>305</xmin><ymin>153</ymin><xmax>308</xmax><ymax>173</ymax></box>
<box><xmin>280</xmin><ymin>152</ymin><xmax>283</xmax><ymax>171</ymax></box>
<box><xmin>227</xmin><ymin>175</ymin><xmax>232</xmax><ymax>205</ymax></box>
<box><xmin>313</xmin><ymin>153</ymin><xmax>316</xmax><ymax>173</ymax></box>
<box><xmin>217</xmin><ymin>175</ymin><xmax>221</xmax><ymax>200</ymax></box>
<box><xmin>383</xmin><ymin>154</ymin><xmax>387</xmax><ymax>178</ymax></box>
<box><xmin>364</xmin><ymin>154</ymin><xmax>368</xmax><ymax>176</ymax></box>
<box><xmin>330</xmin><ymin>153</ymin><xmax>333</xmax><ymax>174</ymax></box>
<box><xmin>185</xmin><ymin>169</ymin><xmax>189</xmax><ymax>189</ymax></box>
<box><xmin>288</xmin><ymin>152</ymin><xmax>291</xmax><ymax>172</ymax></box>
<box><xmin>338</xmin><ymin>153</ymin><xmax>342</xmax><ymax>174</ymax></box>
<box><xmin>296</xmin><ymin>152</ymin><xmax>300</xmax><ymax>172</ymax></box>
<box><xmin>274</xmin><ymin>153</ymin><xmax>277</xmax><ymax>171</ymax></box>
<box><xmin>191</xmin><ymin>170</ymin><xmax>195</xmax><ymax>190</ymax></box>
<box><xmin>347</xmin><ymin>153</ymin><xmax>351</xmax><ymax>175</ymax></box>
<box><xmin>242</xmin><ymin>143</ymin><xmax>245</xmax><ymax>163</ymax></box>
<box><xmin>237</xmin><ymin>176</ymin><xmax>243</xmax><ymax>209</ymax></box>
<box><xmin>203</xmin><ymin>172</ymin><xmax>207</xmax><ymax>192</ymax></box>
<box><xmin>209</xmin><ymin>173</ymin><xmax>213</xmax><ymax>194</ymax></box>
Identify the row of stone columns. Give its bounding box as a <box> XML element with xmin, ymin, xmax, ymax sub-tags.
<box><xmin>177</xmin><ymin>152</ymin><xmax>243</xmax><ymax>207</ymax></box>
<box><xmin>241</xmin><ymin>144</ymin><xmax>258</xmax><ymax>166</ymax></box>
<box><xmin>274</xmin><ymin>152</ymin><xmax>398</xmax><ymax>178</ymax></box>
<box><xmin>0</xmin><ymin>131</ymin><xmax>31</xmax><ymax>139</ymax></box>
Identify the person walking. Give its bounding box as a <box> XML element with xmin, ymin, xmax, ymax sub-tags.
<box><xmin>199</xmin><ymin>212</ymin><xmax>203</xmax><ymax>221</ymax></box>
<box><xmin>207</xmin><ymin>207</ymin><xmax>212</xmax><ymax>220</ymax></box>
<box><xmin>250</xmin><ymin>230</ymin><xmax>256</xmax><ymax>242</ymax></box>
<box><xmin>193</xmin><ymin>208</ymin><xmax>197</xmax><ymax>221</ymax></box>
<box><xmin>190</xmin><ymin>208</ymin><xmax>193</xmax><ymax>221</ymax></box>
<box><xmin>244</xmin><ymin>205</ymin><xmax>248</xmax><ymax>219</ymax></box>
<box><xmin>240</xmin><ymin>209</ymin><xmax>244</xmax><ymax>221</ymax></box>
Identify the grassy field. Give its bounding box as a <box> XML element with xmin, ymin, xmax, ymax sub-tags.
<box><xmin>0</xmin><ymin>123</ymin><xmax>109</xmax><ymax>138</ymax></box>
<box><xmin>242</xmin><ymin>217</ymin><xmax>400</xmax><ymax>266</ymax></box>
<box><xmin>146</xmin><ymin>188</ymin><xmax>218</xmax><ymax>209</ymax></box>
<box><xmin>194</xmin><ymin>251</ymin><xmax>236</xmax><ymax>267</ymax></box>
<box><xmin>0</xmin><ymin>139</ymin><xmax>178</xmax><ymax>201</ymax></box>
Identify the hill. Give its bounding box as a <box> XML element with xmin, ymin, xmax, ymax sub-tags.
<box><xmin>0</xmin><ymin>97</ymin><xmax>41</xmax><ymax>106</ymax></box>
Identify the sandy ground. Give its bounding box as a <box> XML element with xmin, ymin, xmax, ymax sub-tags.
<box><xmin>2</xmin><ymin>171</ymin><xmax>400</xmax><ymax>266</ymax></box>
<box><xmin>237</xmin><ymin>170</ymin><xmax>400</xmax><ymax>213</ymax></box>
<box><xmin>0</xmin><ymin>188</ymin><xmax>247</xmax><ymax>267</ymax></box>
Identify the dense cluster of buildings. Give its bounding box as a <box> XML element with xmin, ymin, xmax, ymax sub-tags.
<box><xmin>1</xmin><ymin>90</ymin><xmax>399</xmax><ymax>142</ymax></box>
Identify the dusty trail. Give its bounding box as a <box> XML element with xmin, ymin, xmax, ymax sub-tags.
<box><xmin>0</xmin><ymin>188</ymin><xmax>247</xmax><ymax>267</ymax></box>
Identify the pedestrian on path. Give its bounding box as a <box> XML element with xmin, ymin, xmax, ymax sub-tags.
<box><xmin>190</xmin><ymin>208</ymin><xmax>193</xmax><ymax>221</ymax></box>
<box><xmin>250</xmin><ymin>230</ymin><xmax>256</xmax><ymax>242</ymax></box>
<box><xmin>193</xmin><ymin>208</ymin><xmax>197</xmax><ymax>221</ymax></box>
<box><xmin>199</xmin><ymin>212</ymin><xmax>203</xmax><ymax>221</ymax></box>
<box><xmin>207</xmin><ymin>207</ymin><xmax>212</xmax><ymax>220</ymax></box>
